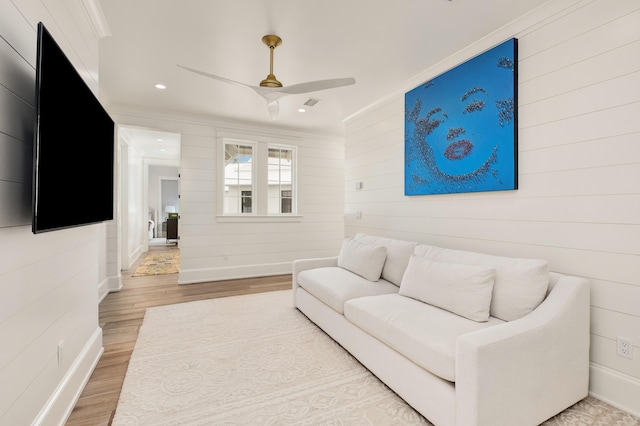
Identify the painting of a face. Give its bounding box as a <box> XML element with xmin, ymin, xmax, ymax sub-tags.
<box><xmin>405</xmin><ymin>38</ymin><xmax>517</xmax><ymax>195</ymax></box>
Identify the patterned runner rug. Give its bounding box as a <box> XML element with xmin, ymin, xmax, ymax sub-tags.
<box><xmin>113</xmin><ymin>290</ymin><xmax>639</xmax><ymax>425</ymax></box>
<box><xmin>131</xmin><ymin>251</ymin><xmax>179</xmax><ymax>277</ymax></box>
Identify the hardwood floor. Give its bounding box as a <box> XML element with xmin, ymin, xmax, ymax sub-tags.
<box><xmin>65</xmin><ymin>245</ymin><xmax>292</xmax><ymax>426</ymax></box>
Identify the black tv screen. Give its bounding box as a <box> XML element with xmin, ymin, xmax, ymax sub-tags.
<box><xmin>33</xmin><ymin>22</ymin><xmax>115</xmax><ymax>233</ymax></box>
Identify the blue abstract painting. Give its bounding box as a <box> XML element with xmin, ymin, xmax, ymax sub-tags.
<box><xmin>405</xmin><ymin>38</ymin><xmax>518</xmax><ymax>195</ymax></box>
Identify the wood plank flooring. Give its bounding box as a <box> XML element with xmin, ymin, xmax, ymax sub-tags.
<box><xmin>65</xmin><ymin>245</ymin><xmax>292</xmax><ymax>426</ymax></box>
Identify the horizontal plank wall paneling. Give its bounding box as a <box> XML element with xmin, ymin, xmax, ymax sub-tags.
<box><xmin>0</xmin><ymin>0</ymin><xmax>106</xmax><ymax>424</ymax></box>
<box><xmin>180</xmin><ymin>125</ymin><xmax>345</xmax><ymax>283</ymax></box>
<box><xmin>0</xmin><ymin>34</ymin><xmax>34</xmax><ymax>227</ymax></box>
<box><xmin>344</xmin><ymin>0</ymin><xmax>640</xmax><ymax>417</ymax></box>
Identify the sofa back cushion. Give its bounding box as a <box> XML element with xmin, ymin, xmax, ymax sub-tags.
<box><xmin>414</xmin><ymin>245</ymin><xmax>549</xmax><ymax>321</ymax></box>
<box><xmin>338</xmin><ymin>237</ymin><xmax>387</xmax><ymax>281</ymax></box>
<box><xmin>354</xmin><ymin>234</ymin><xmax>417</xmax><ymax>286</ymax></box>
<box><xmin>399</xmin><ymin>255</ymin><xmax>495</xmax><ymax>322</ymax></box>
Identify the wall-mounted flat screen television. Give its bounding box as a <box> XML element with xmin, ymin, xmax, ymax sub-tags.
<box><xmin>32</xmin><ymin>22</ymin><xmax>115</xmax><ymax>233</ymax></box>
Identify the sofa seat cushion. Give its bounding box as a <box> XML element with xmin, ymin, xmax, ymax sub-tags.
<box><xmin>344</xmin><ymin>294</ymin><xmax>505</xmax><ymax>382</ymax></box>
<box><xmin>297</xmin><ymin>267</ymin><xmax>399</xmax><ymax>314</ymax></box>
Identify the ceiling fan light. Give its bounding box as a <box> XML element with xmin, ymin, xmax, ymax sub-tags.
<box><xmin>267</xmin><ymin>101</ymin><xmax>279</xmax><ymax>121</ymax></box>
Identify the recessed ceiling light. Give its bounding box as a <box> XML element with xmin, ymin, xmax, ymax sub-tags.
<box><xmin>155</xmin><ymin>84</ymin><xmax>166</xmax><ymax>90</ymax></box>
<box><xmin>157</xmin><ymin>138</ymin><xmax>163</xmax><ymax>141</ymax></box>
<box><xmin>298</xmin><ymin>108</ymin><xmax>306</xmax><ymax>113</ymax></box>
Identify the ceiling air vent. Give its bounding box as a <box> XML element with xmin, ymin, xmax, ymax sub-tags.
<box><xmin>303</xmin><ymin>98</ymin><xmax>320</xmax><ymax>107</ymax></box>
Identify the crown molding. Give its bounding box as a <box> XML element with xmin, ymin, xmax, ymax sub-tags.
<box><xmin>81</xmin><ymin>0</ymin><xmax>111</xmax><ymax>38</ymax></box>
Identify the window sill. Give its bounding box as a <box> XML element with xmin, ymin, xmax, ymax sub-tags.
<box><xmin>216</xmin><ymin>215</ymin><xmax>303</xmax><ymax>223</ymax></box>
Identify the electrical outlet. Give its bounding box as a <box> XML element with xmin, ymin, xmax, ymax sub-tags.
<box><xmin>355</xmin><ymin>211</ymin><xmax>362</xmax><ymax>219</ymax></box>
<box><xmin>617</xmin><ymin>336</ymin><xmax>633</xmax><ymax>359</ymax></box>
<box><xmin>223</xmin><ymin>253</ymin><xmax>228</xmax><ymax>261</ymax></box>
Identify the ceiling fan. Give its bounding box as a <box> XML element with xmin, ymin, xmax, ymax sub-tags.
<box><xmin>178</xmin><ymin>35</ymin><xmax>356</xmax><ymax>121</ymax></box>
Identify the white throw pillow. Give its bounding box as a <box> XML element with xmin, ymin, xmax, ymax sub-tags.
<box><xmin>337</xmin><ymin>237</ymin><xmax>387</xmax><ymax>281</ymax></box>
<box><xmin>399</xmin><ymin>255</ymin><xmax>495</xmax><ymax>322</ymax></box>
<box><xmin>354</xmin><ymin>234</ymin><xmax>417</xmax><ymax>286</ymax></box>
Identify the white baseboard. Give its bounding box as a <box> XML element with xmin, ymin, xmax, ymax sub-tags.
<box><xmin>32</xmin><ymin>328</ymin><xmax>104</xmax><ymax>426</ymax></box>
<box><xmin>98</xmin><ymin>274</ymin><xmax>122</xmax><ymax>302</ymax></box>
<box><xmin>127</xmin><ymin>245</ymin><xmax>145</xmax><ymax>270</ymax></box>
<box><xmin>589</xmin><ymin>362</ymin><xmax>640</xmax><ymax>418</ymax></box>
<box><xmin>178</xmin><ymin>262</ymin><xmax>292</xmax><ymax>284</ymax></box>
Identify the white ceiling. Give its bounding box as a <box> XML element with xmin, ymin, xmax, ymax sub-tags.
<box><xmin>118</xmin><ymin>127</ymin><xmax>181</xmax><ymax>163</ymax></box>
<box><xmin>98</xmin><ymin>0</ymin><xmax>549</xmax><ymax>157</ymax></box>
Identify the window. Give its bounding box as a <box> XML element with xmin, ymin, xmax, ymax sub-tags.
<box><xmin>241</xmin><ymin>191</ymin><xmax>252</xmax><ymax>213</ymax></box>
<box><xmin>223</xmin><ymin>142</ymin><xmax>254</xmax><ymax>214</ymax></box>
<box><xmin>281</xmin><ymin>190</ymin><xmax>292</xmax><ymax>214</ymax></box>
<box><xmin>220</xmin><ymin>139</ymin><xmax>296</xmax><ymax>218</ymax></box>
<box><xmin>268</xmin><ymin>147</ymin><xmax>294</xmax><ymax>214</ymax></box>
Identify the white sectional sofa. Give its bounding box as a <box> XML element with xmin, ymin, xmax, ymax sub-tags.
<box><xmin>292</xmin><ymin>233</ymin><xmax>590</xmax><ymax>426</ymax></box>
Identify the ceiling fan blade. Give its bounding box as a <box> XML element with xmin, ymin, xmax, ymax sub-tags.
<box><xmin>177</xmin><ymin>64</ymin><xmax>260</xmax><ymax>92</ymax></box>
<box><xmin>179</xmin><ymin>64</ymin><xmax>284</xmax><ymax>120</ymax></box>
<box><xmin>276</xmin><ymin>77</ymin><xmax>356</xmax><ymax>95</ymax></box>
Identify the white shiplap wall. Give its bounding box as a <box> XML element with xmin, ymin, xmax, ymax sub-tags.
<box><xmin>344</xmin><ymin>0</ymin><xmax>640</xmax><ymax>417</ymax></box>
<box><xmin>0</xmin><ymin>0</ymin><xmax>107</xmax><ymax>423</ymax></box>
<box><xmin>179</xmin><ymin>124</ymin><xmax>345</xmax><ymax>282</ymax></box>
<box><xmin>111</xmin><ymin>108</ymin><xmax>346</xmax><ymax>284</ymax></box>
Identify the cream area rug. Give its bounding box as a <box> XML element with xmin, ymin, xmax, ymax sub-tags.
<box><xmin>113</xmin><ymin>290</ymin><xmax>640</xmax><ymax>426</ymax></box>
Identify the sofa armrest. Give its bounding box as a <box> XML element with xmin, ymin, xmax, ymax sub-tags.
<box><xmin>455</xmin><ymin>274</ymin><xmax>590</xmax><ymax>426</ymax></box>
<box><xmin>292</xmin><ymin>256</ymin><xmax>339</xmax><ymax>304</ymax></box>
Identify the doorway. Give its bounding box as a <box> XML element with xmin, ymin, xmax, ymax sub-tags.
<box><xmin>117</xmin><ymin>126</ymin><xmax>180</xmax><ymax>270</ymax></box>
